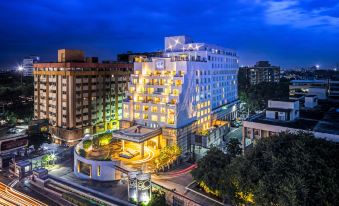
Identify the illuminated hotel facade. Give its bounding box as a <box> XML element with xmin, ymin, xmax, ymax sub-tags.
<box><xmin>34</xmin><ymin>49</ymin><xmax>132</xmax><ymax>145</ymax></box>
<box><xmin>118</xmin><ymin>36</ymin><xmax>239</xmax><ymax>153</ymax></box>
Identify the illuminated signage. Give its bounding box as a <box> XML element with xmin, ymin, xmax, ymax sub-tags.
<box><xmin>155</xmin><ymin>59</ymin><xmax>165</xmax><ymax>70</ymax></box>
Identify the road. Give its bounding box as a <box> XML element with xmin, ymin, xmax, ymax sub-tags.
<box><xmin>0</xmin><ymin>181</ymin><xmax>48</xmax><ymax>206</ymax></box>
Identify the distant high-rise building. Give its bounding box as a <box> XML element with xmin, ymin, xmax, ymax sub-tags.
<box><xmin>33</xmin><ymin>49</ymin><xmax>132</xmax><ymax>145</ymax></box>
<box><xmin>23</xmin><ymin>56</ymin><xmax>40</xmax><ymax>77</ymax></box>
<box><xmin>239</xmin><ymin>61</ymin><xmax>280</xmax><ymax>85</ymax></box>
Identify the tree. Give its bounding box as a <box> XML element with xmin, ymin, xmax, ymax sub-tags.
<box><xmin>28</xmin><ymin>133</ymin><xmax>51</xmax><ymax>150</ymax></box>
<box><xmin>225</xmin><ymin>138</ymin><xmax>242</xmax><ymax>158</ymax></box>
<box><xmin>146</xmin><ymin>189</ymin><xmax>166</xmax><ymax>206</ymax></box>
<box><xmin>191</xmin><ymin>147</ymin><xmax>231</xmax><ymax>197</ymax></box>
<box><xmin>154</xmin><ymin>145</ymin><xmax>182</xmax><ymax>171</ymax></box>
<box><xmin>223</xmin><ymin>132</ymin><xmax>339</xmax><ymax>205</ymax></box>
<box><xmin>83</xmin><ymin>140</ymin><xmax>92</xmax><ymax>151</ymax></box>
<box><xmin>238</xmin><ymin>81</ymin><xmax>289</xmax><ymax>116</ymax></box>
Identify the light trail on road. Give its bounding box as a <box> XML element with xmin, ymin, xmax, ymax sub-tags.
<box><xmin>153</xmin><ymin>163</ymin><xmax>197</xmax><ymax>180</ymax></box>
<box><xmin>0</xmin><ymin>182</ymin><xmax>48</xmax><ymax>206</ymax></box>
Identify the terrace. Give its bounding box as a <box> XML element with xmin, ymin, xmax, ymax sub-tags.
<box><xmin>75</xmin><ymin>129</ymin><xmax>162</xmax><ymax>172</ymax></box>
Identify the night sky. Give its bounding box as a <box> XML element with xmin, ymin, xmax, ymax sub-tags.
<box><xmin>1</xmin><ymin>0</ymin><xmax>338</xmax><ymax>68</ymax></box>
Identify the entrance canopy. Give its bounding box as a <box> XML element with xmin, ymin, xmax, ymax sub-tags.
<box><xmin>113</xmin><ymin>125</ymin><xmax>161</xmax><ymax>143</ymax></box>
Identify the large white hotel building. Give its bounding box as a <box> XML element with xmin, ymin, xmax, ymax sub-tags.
<box><xmin>116</xmin><ymin>35</ymin><xmax>239</xmax><ymax>154</ymax></box>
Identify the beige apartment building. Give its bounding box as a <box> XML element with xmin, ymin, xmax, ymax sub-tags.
<box><xmin>33</xmin><ymin>49</ymin><xmax>132</xmax><ymax>145</ymax></box>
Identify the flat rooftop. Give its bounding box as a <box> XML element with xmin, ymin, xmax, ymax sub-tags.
<box><xmin>252</xmin><ymin>116</ymin><xmax>318</xmax><ymax>131</ymax></box>
<box><xmin>0</xmin><ymin>125</ymin><xmax>27</xmax><ymax>141</ymax></box>
<box><xmin>314</xmin><ymin>108</ymin><xmax>339</xmax><ymax>135</ymax></box>
<box><xmin>249</xmin><ymin>107</ymin><xmax>339</xmax><ymax>135</ymax></box>
<box><xmin>113</xmin><ymin>125</ymin><xmax>161</xmax><ymax>143</ymax></box>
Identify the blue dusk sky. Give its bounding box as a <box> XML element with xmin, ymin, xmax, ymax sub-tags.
<box><xmin>0</xmin><ymin>0</ymin><xmax>338</xmax><ymax>68</ymax></box>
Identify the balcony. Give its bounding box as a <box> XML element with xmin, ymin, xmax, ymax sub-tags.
<box><xmin>170</xmin><ymin>56</ymin><xmax>207</xmax><ymax>62</ymax></box>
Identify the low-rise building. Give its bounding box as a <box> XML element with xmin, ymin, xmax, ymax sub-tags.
<box><xmin>0</xmin><ymin>126</ymin><xmax>29</xmax><ymax>168</ymax></box>
<box><xmin>290</xmin><ymin>79</ymin><xmax>339</xmax><ymax>101</ymax></box>
<box><xmin>242</xmin><ymin>99</ymin><xmax>339</xmax><ymax>149</ymax></box>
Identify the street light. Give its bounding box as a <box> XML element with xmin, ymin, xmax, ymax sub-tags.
<box><xmin>316</xmin><ymin>65</ymin><xmax>320</xmax><ymax>69</ymax></box>
<box><xmin>18</xmin><ymin>65</ymin><xmax>24</xmax><ymax>86</ymax></box>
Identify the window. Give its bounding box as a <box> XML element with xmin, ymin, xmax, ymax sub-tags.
<box><xmin>97</xmin><ymin>166</ymin><xmax>101</xmax><ymax>176</ymax></box>
<box><xmin>151</xmin><ymin>115</ymin><xmax>158</xmax><ymax>121</ymax></box>
<box><xmin>143</xmin><ymin>114</ymin><xmax>148</xmax><ymax>120</ymax></box>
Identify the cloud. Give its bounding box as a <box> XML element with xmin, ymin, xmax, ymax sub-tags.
<box><xmin>262</xmin><ymin>0</ymin><xmax>339</xmax><ymax>30</ymax></box>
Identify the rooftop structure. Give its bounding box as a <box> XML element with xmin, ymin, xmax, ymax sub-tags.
<box><xmin>117</xmin><ymin>51</ymin><xmax>163</xmax><ymax>63</ymax></box>
<box><xmin>242</xmin><ymin>99</ymin><xmax>339</xmax><ymax>149</ymax></box>
<box><xmin>290</xmin><ymin>79</ymin><xmax>339</xmax><ymax>101</ymax></box>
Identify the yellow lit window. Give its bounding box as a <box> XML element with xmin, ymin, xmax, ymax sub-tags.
<box><xmin>134</xmin><ymin>113</ymin><xmax>140</xmax><ymax>119</ymax></box>
<box><xmin>154</xmin><ymin>97</ymin><xmax>160</xmax><ymax>103</ymax></box>
<box><xmin>124</xmin><ymin>113</ymin><xmax>129</xmax><ymax>118</ymax></box>
<box><xmin>143</xmin><ymin>106</ymin><xmax>149</xmax><ymax>111</ymax></box>
<box><xmin>168</xmin><ymin>109</ymin><xmax>175</xmax><ymax>115</ymax></box>
<box><xmin>143</xmin><ymin>114</ymin><xmax>148</xmax><ymax>120</ymax></box>
<box><xmin>160</xmin><ymin>108</ymin><xmax>166</xmax><ymax>113</ymax></box>
<box><xmin>160</xmin><ymin>116</ymin><xmax>166</xmax><ymax>122</ymax></box>
<box><xmin>152</xmin><ymin>106</ymin><xmax>158</xmax><ymax>112</ymax></box>
<box><xmin>173</xmin><ymin>89</ymin><xmax>179</xmax><ymax>96</ymax></box>
<box><xmin>123</xmin><ymin>105</ymin><xmax>129</xmax><ymax>110</ymax></box>
<box><xmin>135</xmin><ymin>104</ymin><xmax>140</xmax><ymax>110</ymax></box>
<box><xmin>151</xmin><ymin>115</ymin><xmax>158</xmax><ymax>121</ymax></box>
<box><xmin>168</xmin><ymin>118</ymin><xmax>174</xmax><ymax>125</ymax></box>
<box><xmin>97</xmin><ymin>166</ymin><xmax>101</xmax><ymax>176</ymax></box>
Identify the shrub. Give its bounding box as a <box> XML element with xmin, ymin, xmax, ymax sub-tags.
<box><xmin>83</xmin><ymin>140</ymin><xmax>92</xmax><ymax>150</ymax></box>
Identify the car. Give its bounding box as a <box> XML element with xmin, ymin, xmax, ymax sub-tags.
<box><xmin>119</xmin><ymin>152</ymin><xmax>134</xmax><ymax>159</ymax></box>
<box><xmin>231</xmin><ymin>121</ymin><xmax>240</xmax><ymax>128</ymax></box>
<box><xmin>126</xmin><ymin>148</ymin><xmax>140</xmax><ymax>156</ymax></box>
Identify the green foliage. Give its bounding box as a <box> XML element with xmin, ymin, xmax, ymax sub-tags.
<box><xmin>154</xmin><ymin>145</ymin><xmax>182</xmax><ymax>170</ymax></box>
<box><xmin>224</xmin><ymin>132</ymin><xmax>339</xmax><ymax>205</ymax></box>
<box><xmin>146</xmin><ymin>189</ymin><xmax>166</xmax><ymax>206</ymax></box>
<box><xmin>238</xmin><ymin>81</ymin><xmax>289</xmax><ymax>115</ymax></box>
<box><xmin>78</xmin><ymin>149</ymin><xmax>86</xmax><ymax>157</ymax></box>
<box><xmin>62</xmin><ymin>193</ymin><xmax>104</xmax><ymax>206</ymax></box>
<box><xmin>0</xmin><ymin>74</ymin><xmax>34</xmax><ymax>123</ymax></box>
<box><xmin>225</xmin><ymin>138</ymin><xmax>242</xmax><ymax>158</ymax></box>
<box><xmin>93</xmin><ymin>133</ymin><xmax>112</xmax><ymax>147</ymax></box>
<box><xmin>28</xmin><ymin>134</ymin><xmax>51</xmax><ymax>149</ymax></box>
<box><xmin>83</xmin><ymin>140</ymin><xmax>92</xmax><ymax>150</ymax></box>
<box><xmin>41</xmin><ymin>154</ymin><xmax>50</xmax><ymax>163</ymax></box>
<box><xmin>191</xmin><ymin>147</ymin><xmax>231</xmax><ymax>196</ymax></box>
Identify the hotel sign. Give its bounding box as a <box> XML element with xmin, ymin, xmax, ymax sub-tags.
<box><xmin>155</xmin><ymin>59</ymin><xmax>165</xmax><ymax>70</ymax></box>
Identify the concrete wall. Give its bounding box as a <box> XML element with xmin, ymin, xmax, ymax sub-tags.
<box><xmin>74</xmin><ymin>150</ymin><xmax>121</xmax><ymax>181</ymax></box>
<box><xmin>268</xmin><ymin>100</ymin><xmax>299</xmax><ymax>110</ymax></box>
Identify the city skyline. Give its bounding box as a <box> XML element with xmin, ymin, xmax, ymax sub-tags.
<box><xmin>1</xmin><ymin>0</ymin><xmax>339</xmax><ymax>68</ymax></box>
